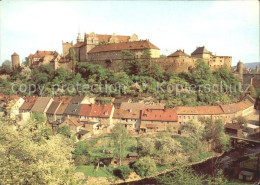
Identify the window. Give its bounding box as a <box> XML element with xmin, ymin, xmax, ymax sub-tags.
<box><xmin>179</xmin><ymin>116</ymin><xmax>182</xmax><ymax>119</ymax></box>
<box><xmin>188</xmin><ymin>116</ymin><xmax>190</xmax><ymax>119</ymax></box>
<box><xmin>184</xmin><ymin>116</ymin><xmax>186</xmax><ymax>119</ymax></box>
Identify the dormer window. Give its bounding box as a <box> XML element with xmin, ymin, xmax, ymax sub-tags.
<box><xmin>105</xmin><ymin>111</ymin><xmax>108</xmax><ymax>115</ymax></box>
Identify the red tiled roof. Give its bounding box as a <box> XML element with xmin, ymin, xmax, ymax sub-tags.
<box><xmin>89</xmin><ymin>40</ymin><xmax>159</xmax><ymax>53</ymax></box>
<box><xmin>68</xmin><ymin>118</ymin><xmax>82</xmax><ymax>127</ymax></box>
<box><xmin>53</xmin><ymin>97</ymin><xmax>72</xmax><ymax>104</ymax></box>
<box><xmin>197</xmin><ymin>106</ymin><xmax>224</xmax><ymax>115</ymax></box>
<box><xmin>29</xmin><ymin>50</ymin><xmax>57</xmax><ymax>58</ymax></box>
<box><xmin>113</xmin><ymin>109</ymin><xmax>140</xmax><ymax>119</ymax></box>
<box><xmin>79</xmin><ymin>104</ymin><xmax>113</xmax><ymax>118</ymax></box>
<box><xmin>9</xmin><ymin>95</ymin><xmax>21</xmax><ymax>101</ymax></box>
<box><xmin>175</xmin><ymin>106</ymin><xmax>198</xmax><ymax>115</ymax></box>
<box><xmin>141</xmin><ymin>109</ymin><xmax>178</xmax><ymax>122</ymax></box>
<box><xmin>225</xmin><ymin>123</ymin><xmax>242</xmax><ymax>130</ymax></box>
<box><xmin>20</xmin><ymin>97</ymin><xmax>37</xmax><ymax>111</ymax></box>
<box><xmin>120</xmin><ymin>102</ymin><xmax>165</xmax><ymax>110</ymax></box>
<box><xmin>168</xmin><ymin>49</ymin><xmax>190</xmax><ymax>57</ymax></box>
<box><xmin>85</xmin><ymin>34</ymin><xmax>130</xmax><ymax>43</ymax></box>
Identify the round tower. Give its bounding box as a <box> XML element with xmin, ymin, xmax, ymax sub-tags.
<box><xmin>237</xmin><ymin>60</ymin><xmax>243</xmax><ymax>82</ymax></box>
<box><xmin>237</xmin><ymin>60</ymin><xmax>243</xmax><ymax>75</ymax></box>
<box><xmin>11</xmin><ymin>52</ymin><xmax>20</xmax><ymax>70</ymax></box>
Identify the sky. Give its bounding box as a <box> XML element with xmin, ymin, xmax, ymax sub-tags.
<box><xmin>0</xmin><ymin>0</ymin><xmax>259</xmax><ymax>66</ymax></box>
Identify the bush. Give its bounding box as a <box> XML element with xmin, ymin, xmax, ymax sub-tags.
<box><xmin>74</xmin><ymin>155</ymin><xmax>91</xmax><ymax>166</ymax></box>
<box><xmin>133</xmin><ymin>157</ymin><xmax>156</xmax><ymax>177</ymax></box>
<box><xmin>113</xmin><ymin>165</ymin><xmax>132</xmax><ymax>180</ymax></box>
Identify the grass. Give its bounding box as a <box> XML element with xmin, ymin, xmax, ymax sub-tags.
<box><xmin>156</xmin><ymin>165</ymin><xmax>170</xmax><ymax>172</ymax></box>
<box><xmin>195</xmin><ymin>152</ymin><xmax>212</xmax><ymax>162</ymax></box>
<box><xmin>76</xmin><ymin>165</ymin><xmax>115</xmax><ymax>178</ymax></box>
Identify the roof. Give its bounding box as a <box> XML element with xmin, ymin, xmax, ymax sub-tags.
<box><xmin>12</xmin><ymin>52</ymin><xmax>19</xmax><ymax>56</ymax></box>
<box><xmin>89</xmin><ymin>40</ymin><xmax>159</xmax><ymax>53</ymax></box>
<box><xmin>245</xmin><ymin>123</ymin><xmax>259</xmax><ymax>129</ymax></box>
<box><xmin>85</xmin><ymin>33</ymin><xmax>131</xmax><ymax>43</ymax></box>
<box><xmin>236</xmin><ymin>100</ymin><xmax>253</xmax><ymax>111</ymax></box>
<box><xmin>71</xmin><ymin>95</ymin><xmax>85</xmax><ymax>104</ymax></box>
<box><xmin>56</xmin><ymin>103</ymin><xmax>69</xmax><ymax>115</ymax></box>
<box><xmin>79</xmin><ymin>104</ymin><xmax>113</xmax><ymax>118</ymax></box>
<box><xmin>243</xmin><ymin>94</ymin><xmax>255</xmax><ymax>104</ymax></box>
<box><xmin>168</xmin><ymin>49</ymin><xmax>190</xmax><ymax>58</ymax></box>
<box><xmin>191</xmin><ymin>46</ymin><xmax>211</xmax><ymax>55</ymax></box>
<box><xmin>9</xmin><ymin>95</ymin><xmax>21</xmax><ymax>101</ymax></box>
<box><xmin>220</xmin><ymin>103</ymin><xmax>241</xmax><ymax>114</ymax></box>
<box><xmin>68</xmin><ymin>117</ymin><xmax>82</xmax><ymax>127</ymax></box>
<box><xmin>64</xmin><ymin>104</ymin><xmax>82</xmax><ymax>115</ymax></box>
<box><xmin>73</xmin><ymin>42</ymin><xmax>85</xmax><ymax>48</ymax></box>
<box><xmin>225</xmin><ymin>123</ymin><xmax>242</xmax><ymax>130</ymax></box>
<box><xmin>113</xmin><ymin>109</ymin><xmax>140</xmax><ymax>119</ymax></box>
<box><xmin>46</xmin><ymin>102</ymin><xmax>61</xmax><ymax>114</ymax></box>
<box><xmin>141</xmin><ymin>109</ymin><xmax>178</xmax><ymax>122</ymax></box>
<box><xmin>197</xmin><ymin>106</ymin><xmax>224</xmax><ymax>115</ymax></box>
<box><xmin>120</xmin><ymin>102</ymin><xmax>165</xmax><ymax>111</ymax></box>
<box><xmin>175</xmin><ymin>106</ymin><xmax>198</xmax><ymax>115</ymax></box>
<box><xmin>53</xmin><ymin>97</ymin><xmax>72</xmax><ymax>103</ymax></box>
<box><xmin>77</xmin><ymin>130</ymin><xmax>90</xmax><ymax>135</ymax></box>
<box><xmin>31</xmin><ymin>97</ymin><xmax>52</xmax><ymax>113</ymax></box>
<box><xmin>19</xmin><ymin>97</ymin><xmax>37</xmax><ymax>111</ymax></box>
<box><xmin>29</xmin><ymin>50</ymin><xmax>58</xmax><ymax>58</ymax></box>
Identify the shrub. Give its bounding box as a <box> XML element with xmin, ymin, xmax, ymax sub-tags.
<box><xmin>74</xmin><ymin>155</ymin><xmax>91</xmax><ymax>166</ymax></box>
<box><xmin>133</xmin><ymin>157</ymin><xmax>156</xmax><ymax>177</ymax></box>
<box><xmin>113</xmin><ymin>165</ymin><xmax>132</xmax><ymax>180</ymax></box>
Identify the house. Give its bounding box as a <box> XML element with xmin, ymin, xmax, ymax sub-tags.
<box><xmin>70</xmin><ymin>95</ymin><xmax>94</xmax><ymax>104</ymax></box>
<box><xmin>236</xmin><ymin>99</ymin><xmax>254</xmax><ymax>117</ymax></box>
<box><xmin>113</xmin><ymin>96</ymin><xmax>131</xmax><ymax>108</ymax></box>
<box><xmin>30</xmin><ymin>97</ymin><xmax>53</xmax><ymax>115</ymax></box>
<box><xmin>64</xmin><ymin>103</ymin><xmax>82</xmax><ymax>118</ymax></box>
<box><xmin>224</xmin><ymin>123</ymin><xmax>243</xmax><ymax>137</ymax></box>
<box><xmin>220</xmin><ymin>103</ymin><xmax>242</xmax><ymax>123</ymax></box>
<box><xmin>113</xmin><ymin>108</ymin><xmax>140</xmax><ymax>133</ymax></box>
<box><xmin>60</xmin><ymin>117</ymin><xmax>83</xmax><ymax>133</ymax></box>
<box><xmin>19</xmin><ymin>96</ymin><xmax>37</xmax><ymax>121</ymax></box>
<box><xmin>79</xmin><ymin>104</ymin><xmax>115</xmax><ymax>126</ymax></box>
<box><xmin>175</xmin><ymin>106</ymin><xmax>198</xmax><ymax>124</ymax></box>
<box><xmin>81</xmin><ymin>120</ymin><xmax>101</xmax><ymax>135</ymax></box>
<box><xmin>55</xmin><ymin>103</ymin><xmax>70</xmax><ymax>121</ymax></box>
<box><xmin>76</xmin><ymin>130</ymin><xmax>91</xmax><ymax>140</ymax></box>
<box><xmin>46</xmin><ymin>97</ymin><xmax>72</xmax><ymax>122</ymax></box>
<box><xmin>120</xmin><ymin>102</ymin><xmax>165</xmax><ymax>111</ymax></box>
<box><xmin>46</xmin><ymin>101</ymin><xmax>61</xmax><ymax>123</ymax></box>
<box><xmin>238</xmin><ymin>170</ymin><xmax>255</xmax><ymax>181</ymax></box>
<box><xmin>140</xmin><ymin>109</ymin><xmax>179</xmax><ymax>133</ymax></box>
<box><xmin>197</xmin><ymin>106</ymin><xmax>225</xmax><ymax>122</ymax></box>
<box><xmin>8</xmin><ymin>95</ymin><xmax>25</xmax><ymax>119</ymax></box>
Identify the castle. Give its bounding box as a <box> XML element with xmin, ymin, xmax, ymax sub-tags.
<box><xmin>23</xmin><ymin>32</ymin><xmax>232</xmax><ymax>73</ymax></box>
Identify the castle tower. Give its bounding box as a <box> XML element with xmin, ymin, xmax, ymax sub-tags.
<box><xmin>11</xmin><ymin>52</ymin><xmax>20</xmax><ymax>70</ymax></box>
<box><xmin>237</xmin><ymin>60</ymin><xmax>243</xmax><ymax>82</ymax></box>
<box><xmin>76</xmin><ymin>32</ymin><xmax>83</xmax><ymax>43</ymax></box>
<box><xmin>62</xmin><ymin>41</ymin><xmax>73</xmax><ymax>57</ymax></box>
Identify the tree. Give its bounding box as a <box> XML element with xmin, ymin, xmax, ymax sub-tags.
<box><xmin>2</xmin><ymin>59</ymin><xmax>12</xmax><ymax>67</ymax></box>
<box><xmin>111</xmin><ymin>124</ymin><xmax>129</xmax><ymax>166</ymax></box>
<box><xmin>57</xmin><ymin>125</ymin><xmax>71</xmax><ymax>138</ymax></box>
<box><xmin>113</xmin><ymin>165</ymin><xmax>133</xmax><ymax>180</ymax></box>
<box><xmin>133</xmin><ymin>156</ymin><xmax>156</xmax><ymax>177</ymax></box>
<box><xmin>20</xmin><ymin>66</ymin><xmax>32</xmax><ymax>80</ymax></box>
<box><xmin>70</xmin><ymin>48</ymin><xmax>78</xmax><ymax>70</ymax></box>
<box><xmin>0</xmin><ymin>119</ymin><xmax>75</xmax><ymax>184</ymax></box>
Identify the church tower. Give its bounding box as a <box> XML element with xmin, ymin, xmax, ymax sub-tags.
<box><xmin>11</xmin><ymin>52</ymin><xmax>20</xmax><ymax>70</ymax></box>
<box><xmin>77</xmin><ymin>32</ymin><xmax>83</xmax><ymax>43</ymax></box>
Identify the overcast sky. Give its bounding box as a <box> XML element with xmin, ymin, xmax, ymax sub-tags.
<box><xmin>0</xmin><ymin>0</ymin><xmax>259</xmax><ymax>65</ymax></box>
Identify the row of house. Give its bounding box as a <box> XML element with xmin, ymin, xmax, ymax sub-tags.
<box><xmin>0</xmin><ymin>94</ymin><xmax>256</xmax><ymax>139</ymax></box>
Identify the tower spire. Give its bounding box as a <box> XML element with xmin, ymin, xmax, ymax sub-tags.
<box><xmin>77</xmin><ymin>24</ymin><xmax>83</xmax><ymax>43</ymax></box>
